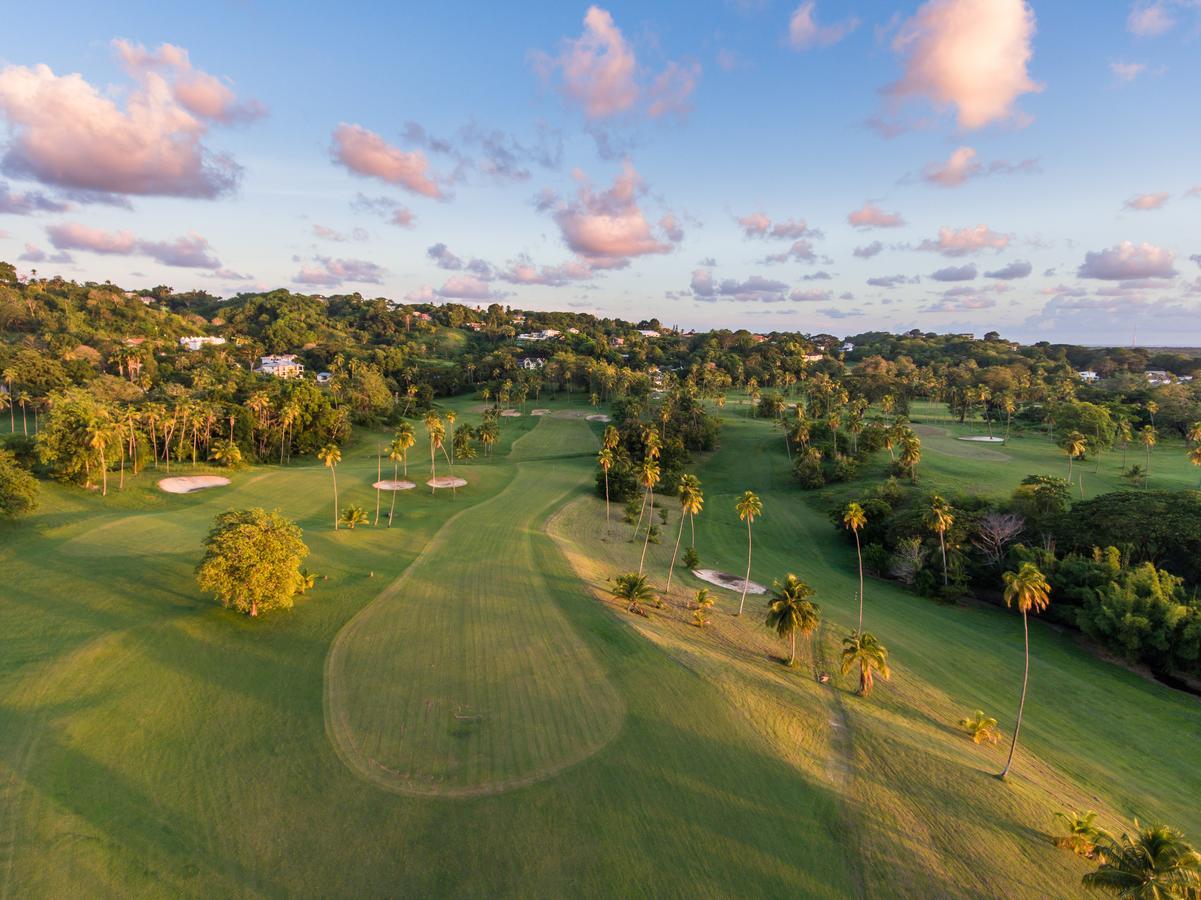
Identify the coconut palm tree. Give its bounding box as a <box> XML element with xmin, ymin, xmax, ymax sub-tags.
<box><xmin>317</xmin><ymin>444</ymin><xmax>342</xmax><ymax>529</ymax></box>
<box><xmin>1140</xmin><ymin>425</ymin><xmax>1157</xmax><ymax>486</ymax></box>
<box><xmin>735</xmin><ymin>490</ymin><xmax>763</xmax><ymax>616</ymax></box>
<box><xmin>597</xmin><ymin>448</ymin><xmax>615</xmax><ymax>534</ymax></box>
<box><xmin>1052</xmin><ymin>810</ymin><xmax>1106</xmax><ymax>859</ymax></box>
<box><xmin>208</xmin><ymin>439</ymin><xmax>242</xmax><ymax>468</ymax></box>
<box><xmin>692</xmin><ymin>588</ymin><xmax>714</xmax><ymax>627</ymax></box>
<box><xmin>764</xmin><ymin>574</ymin><xmax>821</xmax><ymax>667</ymax></box>
<box><xmin>666</xmin><ymin>474</ymin><xmax>703</xmax><ymax>592</ymax></box>
<box><xmin>840</xmin><ymin>631</ymin><xmax>890</xmax><ymax>696</ymax></box>
<box><xmin>925</xmin><ymin>495</ymin><xmax>954</xmax><ymax>587</ymax></box>
<box><xmin>445</xmin><ymin>409</ymin><xmax>457</xmax><ymax>468</ymax></box>
<box><xmin>900</xmin><ymin>432</ymin><xmax>922</xmax><ymax>483</ymax></box>
<box><xmin>1083</xmin><ymin>822</ymin><xmax>1201</xmax><ymax>897</ymax></box>
<box><xmin>636</xmin><ymin>458</ymin><xmax>661</xmax><ymax>575</ymax></box>
<box><xmin>632</xmin><ymin>431</ymin><xmax>661</xmax><ymax>537</ymax></box>
<box><xmin>998</xmin><ymin>561</ymin><xmax>1051</xmax><ymax>780</ymax></box>
<box><xmin>958</xmin><ymin>710</ymin><xmax>1001</xmax><ymax>745</ymax></box>
<box><xmin>425</xmin><ymin>411</ymin><xmax>444</xmax><ymax>493</ymax></box>
<box><xmin>1188</xmin><ymin>421</ymin><xmax>1201</xmax><ymax>447</ymax></box>
<box><xmin>339</xmin><ymin>505</ymin><xmax>370</xmax><ymax>529</ymax></box>
<box><xmin>602</xmin><ymin>424</ymin><xmax>619</xmax><ymax>451</ymax></box>
<box><xmin>843</xmin><ymin>501</ymin><xmax>868</xmax><ymax>630</ymax></box>
<box><xmin>1064</xmin><ymin>430</ymin><xmax>1087</xmax><ymax>480</ymax></box>
<box><xmin>610</xmin><ymin>572</ymin><xmax>657</xmax><ymax>616</ymax></box>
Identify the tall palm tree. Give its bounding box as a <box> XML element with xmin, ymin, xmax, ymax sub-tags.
<box><xmin>900</xmin><ymin>433</ymin><xmax>922</xmax><ymax>483</ymax></box>
<box><xmin>610</xmin><ymin>572</ymin><xmax>657</xmax><ymax>616</ymax></box>
<box><xmin>317</xmin><ymin>444</ymin><xmax>342</xmax><ymax>529</ymax></box>
<box><xmin>602</xmin><ymin>424</ymin><xmax>619</xmax><ymax>451</ymax></box>
<box><xmin>445</xmin><ymin>409</ymin><xmax>457</xmax><ymax>468</ymax></box>
<box><xmin>597</xmin><ymin>448</ymin><xmax>614</xmax><ymax>535</ymax></box>
<box><xmin>1083</xmin><ymin>822</ymin><xmax>1201</xmax><ymax>897</ymax></box>
<box><xmin>843</xmin><ymin>501</ymin><xmax>868</xmax><ymax>630</ymax></box>
<box><xmin>998</xmin><ymin>561</ymin><xmax>1051</xmax><ymax>780</ymax></box>
<box><xmin>840</xmin><ymin>631</ymin><xmax>891</xmax><ymax>696</ymax></box>
<box><xmin>1140</xmin><ymin>425</ymin><xmax>1157</xmax><ymax>486</ymax></box>
<box><xmin>393</xmin><ymin>422</ymin><xmax>415</xmax><ymax>475</ymax></box>
<box><xmin>735</xmin><ymin>490</ymin><xmax>763</xmax><ymax>616</ymax></box>
<box><xmin>636</xmin><ymin>458</ymin><xmax>661</xmax><ymax>575</ymax></box>
<box><xmin>1117</xmin><ymin>418</ymin><xmax>1133</xmax><ymax>470</ymax></box>
<box><xmin>425</xmin><ymin>411</ymin><xmax>444</xmax><ymax>493</ymax></box>
<box><xmin>764</xmin><ymin>574</ymin><xmax>821</xmax><ymax>667</ymax></box>
<box><xmin>666</xmin><ymin>474</ymin><xmax>703</xmax><ymax>592</ymax></box>
<box><xmin>86</xmin><ymin>415</ymin><xmax>112</xmax><ymax>496</ymax></box>
<box><xmin>925</xmin><ymin>495</ymin><xmax>954</xmax><ymax>586</ymax></box>
<box><xmin>632</xmin><ymin>430</ymin><xmax>661</xmax><ymax>537</ymax></box>
<box><xmin>1064</xmin><ymin>430</ymin><xmax>1087</xmax><ymax>480</ymax></box>
<box><xmin>1188</xmin><ymin>421</ymin><xmax>1201</xmax><ymax>447</ymax></box>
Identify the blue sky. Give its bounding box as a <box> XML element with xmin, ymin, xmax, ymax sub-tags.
<box><xmin>1</xmin><ymin>0</ymin><xmax>1199</xmax><ymax>342</ymax></box>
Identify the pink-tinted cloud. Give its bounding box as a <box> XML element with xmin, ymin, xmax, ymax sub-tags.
<box><xmin>1127</xmin><ymin>1</ymin><xmax>1175</xmax><ymax>36</ymax></box>
<box><xmin>138</xmin><ymin>233</ymin><xmax>220</xmax><ymax>268</ymax></box>
<box><xmin>499</xmin><ymin>255</ymin><xmax>594</xmax><ymax>287</ymax></box>
<box><xmin>551</xmin><ymin>161</ymin><xmax>673</xmax><ymax>261</ymax></box>
<box><xmin>787</xmin><ymin>2</ymin><xmax>860</xmax><ymax>50</ymax></box>
<box><xmin>0</xmin><ymin>181</ymin><xmax>69</xmax><ymax>215</ymax></box>
<box><xmin>984</xmin><ymin>259</ymin><xmax>1032</xmax><ymax>279</ymax></box>
<box><xmin>331</xmin><ymin>124</ymin><xmax>444</xmax><ymax>199</ymax></box>
<box><xmin>1124</xmin><ymin>192</ymin><xmax>1170</xmax><ymax>211</ymax></box>
<box><xmin>1077</xmin><ymin>241</ymin><xmax>1176</xmax><ymax>280</ymax></box>
<box><xmin>532</xmin><ymin>6</ymin><xmax>699</xmax><ymax>120</ymax></box>
<box><xmin>46</xmin><ymin>222</ymin><xmax>137</xmax><ymax>255</ymax></box>
<box><xmin>886</xmin><ymin>0</ymin><xmax>1041</xmax><ymax>129</ymax></box>
<box><xmin>18</xmin><ymin>243</ymin><xmax>71</xmax><ymax>264</ymax></box>
<box><xmin>659</xmin><ymin>213</ymin><xmax>685</xmax><ymax>243</ymax></box>
<box><xmin>920</xmin><ymin>146</ymin><xmax>1039</xmax><ymax>186</ymax></box>
<box><xmin>293</xmin><ymin>256</ymin><xmax>385</xmax><ymax>287</ymax></box>
<box><xmin>847</xmin><ymin>201</ymin><xmax>905</xmax><ymax>229</ymax></box>
<box><xmin>313</xmin><ymin>224</ymin><xmax>368</xmax><ymax>242</ymax></box>
<box><xmin>436</xmin><ymin>274</ymin><xmax>504</xmax><ymax>300</ymax></box>
<box><xmin>921</xmin><ymin>294</ymin><xmax>997</xmax><ymax>312</ymax></box>
<box><xmin>763</xmin><ymin>240</ymin><xmax>817</xmax><ymax>264</ymax></box>
<box><xmin>1110</xmin><ymin>61</ymin><xmax>1147</xmax><ymax>82</ymax></box>
<box><xmin>917</xmin><ymin>224</ymin><xmax>1010</xmax><ymax>256</ymax></box>
<box><xmin>867</xmin><ymin>274</ymin><xmax>920</xmax><ymax>288</ymax></box>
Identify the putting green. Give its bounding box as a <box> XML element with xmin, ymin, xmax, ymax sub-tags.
<box><xmin>324</xmin><ymin>417</ymin><xmax>624</xmax><ymax>796</ymax></box>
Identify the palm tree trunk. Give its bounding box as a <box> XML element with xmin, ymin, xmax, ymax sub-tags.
<box><xmin>738</xmin><ymin>521</ymin><xmax>752</xmax><ymax>616</ymax></box>
<box><xmin>99</xmin><ymin>446</ymin><xmax>107</xmax><ymax>496</ymax></box>
<box><xmin>789</xmin><ymin>630</ymin><xmax>797</xmax><ymax>667</ymax></box>
<box><xmin>638</xmin><ymin>487</ymin><xmax>654</xmax><ymax>575</ymax></box>
<box><xmin>633</xmin><ymin>488</ymin><xmax>649</xmax><ymax>540</ymax></box>
<box><xmin>374</xmin><ymin>449</ymin><xmax>381</xmax><ymax>526</ymax></box>
<box><xmin>666</xmin><ymin>508</ymin><xmax>685</xmax><ymax>592</ymax></box>
<box><xmin>999</xmin><ymin>611</ymin><xmax>1031</xmax><ymax>779</ymax></box>
<box><xmin>855</xmin><ymin>531</ymin><xmax>864</xmax><ymax>631</ymax></box>
<box><xmin>603</xmin><ymin>471</ymin><xmax>610</xmax><ymax>535</ymax></box>
<box><xmin>331</xmin><ymin>467</ymin><xmax>339</xmax><ymax>529</ymax></box>
<box><xmin>940</xmin><ymin>533</ymin><xmax>948</xmax><ymax>586</ymax></box>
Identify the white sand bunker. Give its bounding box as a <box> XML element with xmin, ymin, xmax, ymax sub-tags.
<box><xmin>692</xmin><ymin>569</ymin><xmax>766</xmax><ymax>594</ymax></box>
<box><xmin>500</xmin><ymin>409</ymin><xmax>521</xmax><ymax>417</ymax></box>
<box><xmin>531</xmin><ymin>408</ymin><xmax>551</xmax><ymax>416</ymax></box>
<box><xmin>373</xmin><ymin>480</ymin><xmax>416</xmax><ymax>491</ymax></box>
<box><xmin>586</xmin><ymin>414</ymin><xmax>611</xmax><ymax>422</ymax></box>
<box><xmin>427</xmin><ymin>476</ymin><xmax>468</xmax><ymax>489</ymax></box>
<box><xmin>158</xmin><ymin>475</ymin><xmax>231</xmax><ymax>494</ymax></box>
<box><xmin>957</xmin><ymin>436</ymin><xmax>1006</xmax><ymax>443</ymax></box>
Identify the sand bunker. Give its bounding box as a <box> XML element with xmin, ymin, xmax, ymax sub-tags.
<box><xmin>373</xmin><ymin>480</ymin><xmax>417</xmax><ymax>491</ymax></box>
<box><xmin>957</xmin><ymin>435</ymin><xmax>1006</xmax><ymax>443</ymax></box>
<box><xmin>586</xmin><ymin>414</ymin><xmax>611</xmax><ymax>423</ymax></box>
<box><xmin>158</xmin><ymin>475</ymin><xmax>231</xmax><ymax>494</ymax></box>
<box><xmin>427</xmin><ymin>476</ymin><xmax>468</xmax><ymax>489</ymax></box>
<box><xmin>692</xmin><ymin>569</ymin><xmax>766</xmax><ymax>594</ymax></box>
<box><xmin>531</xmin><ymin>408</ymin><xmax>550</xmax><ymax>416</ymax></box>
<box><xmin>500</xmin><ymin>409</ymin><xmax>521</xmax><ymax>417</ymax></box>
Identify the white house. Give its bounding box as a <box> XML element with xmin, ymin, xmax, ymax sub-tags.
<box><xmin>841</xmin><ymin>341</ymin><xmax>855</xmax><ymax>352</ymax></box>
<box><xmin>637</xmin><ymin>329</ymin><xmax>661</xmax><ymax>338</ymax></box>
<box><xmin>802</xmin><ymin>353</ymin><xmax>824</xmax><ymax>363</ymax></box>
<box><xmin>179</xmin><ymin>336</ymin><xmax>226</xmax><ymax>351</ymax></box>
<box><xmin>316</xmin><ymin>371</ymin><xmax>333</xmax><ymax>384</ymax></box>
<box><xmin>519</xmin><ymin>357</ymin><xmax>545</xmax><ymax>370</ymax></box>
<box><xmin>517</xmin><ymin>329</ymin><xmax>560</xmax><ymax>342</ymax></box>
<box><xmin>1078</xmin><ymin>370</ymin><xmax>1100</xmax><ymax>383</ymax></box>
<box><xmin>256</xmin><ymin>354</ymin><xmax>305</xmax><ymax>379</ymax></box>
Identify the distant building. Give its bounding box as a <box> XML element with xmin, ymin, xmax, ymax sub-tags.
<box><xmin>257</xmin><ymin>354</ymin><xmax>305</xmax><ymax>379</ymax></box>
<box><xmin>802</xmin><ymin>353</ymin><xmax>824</xmax><ymax>363</ymax></box>
<box><xmin>1145</xmin><ymin>370</ymin><xmax>1189</xmax><ymax>386</ymax></box>
<box><xmin>610</xmin><ymin>336</ymin><xmax>625</xmax><ymax>347</ymax></box>
<box><xmin>1078</xmin><ymin>370</ymin><xmax>1100</xmax><ymax>383</ymax></box>
<box><xmin>519</xmin><ymin>357</ymin><xmax>545</xmax><ymax>370</ymax></box>
<box><xmin>179</xmin><ymin>336</ymin><xmax>226</xmax><ymax>351</ymax></box>
<box><xmin>316</xmin><ymin>371</ymin><xmax>333</xmax><ymax>384</ymax></box>
<box><xmin>637</xmin><ymin>329</ymin><xmax>661</xmax><ymax>338</ymax></box>
<box><xmin>517</xmin><ymin>329</ymin><xmax>560</xmax><ymax>342</ymax></box>
<box><xmin>841</xmin><ymin>341</ymin><xmax>855</xmax><ymax>352</ymax></box>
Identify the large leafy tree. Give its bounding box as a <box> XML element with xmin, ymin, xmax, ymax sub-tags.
<box><xmin>195</xmin><ymin>508</ymin><xmax>309</xmax><ymax>617</ymax></box>
<box><xmin>998</xmin><ymin>562</ymin><xmax>1051</xmax><ymax>780</ymax></box>
<box><xmin>0</xmin><ymin>449</ymin><xmax>38</xmax><ymax>517</ymax></box>
<box><xmin>764</xmin><ymin>574</ymin><xmax>820</xmax><ymax>667</ymax></box>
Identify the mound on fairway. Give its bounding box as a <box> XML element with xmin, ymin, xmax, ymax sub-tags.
<box><xmin>157</xmin><ymin>475</ymin><xmax>231</xmax><ymax>494</ymax></box>
<box><xmin>373</xmin><ymin>479</ymin><xmax>417</xmax><ymax>490</ymax></box>
<box><xmin>327</xmin><ymin>417</ymin><xmax>623</xmax><ymax>796</ymax></box>
<box><xmin>426</xmin><ymin>476</ymin><xmax>467</xmax><ymax>489</ymax></box>
<box><xmin>693</xmin><ymin>568</ymin><xmax>766</xmax><ymax>594</ymax></box>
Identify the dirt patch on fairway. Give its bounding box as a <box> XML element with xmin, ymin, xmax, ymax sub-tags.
<box><xmin>586</xmin><ymin>414</ymin><xmax>611</xmax><ymax>422</ymax></box>
<box><xmin>158</xmin><ymin>475</ymin><xmax>231</xmax><ymax>494</ymax></box>
<box><xmin>427</xmin><ymin>476</ymin><xmax>468</xmax><ymax>489</ymax></box>
<box><xmin>500</xmin><ymin>409</ymin><xmax>521</xmax><ymax>417</ymax></box>
<box><xmin>373</xmin><ymin>480</ymin><xmax>416</xmax><ymax>491</ymax></box>
<box><xmin>693</xmin><ymin>569</ymin><xmax>766</xmax><ymax>595</ymax></box>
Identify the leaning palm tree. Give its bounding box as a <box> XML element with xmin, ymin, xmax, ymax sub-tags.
<box><xmin>958</xmin><ymin>710</ymin><xmax>1001</xmax><ymax>745</ymax></box>
<box><xmin>900</xmin><ymin>433</ymin><xmax>922</xmax><ymax>483</ymax></box>
<box><xmin>925</xmin><ymin>495</ymin><xmax>954</xmax><ymax>587</ymax></box>
<box><xmin>666</xmin><ymin>474</ymin><xmax>703</xmax><ymax>592</ymax></box>
<box><xmin>843</xmin><ymin>501</ymin><xmax>868</xmax><ymax>630</ymax></box>
<box><xmin>636</xmin><ymin>458</ymin><xmax>661</xmax><ymax>575</ymax></box>
<box><xmin>610</xmin><ymin>572</ymin><xmax>657</xmax><ymax>616</ymax></box>
<box><xmin>317</xmin><ymin>444</ymin><xmax>342</xmax><ymax>529</ymax></box>
<box><xmin>998</xmin><ymin>561</ymin><xmax>1051</xmax><ymax>779</ymax></box>
<box><xmin>1083</xmin><ymin>822</ymin><xmax>1201</xmax><ymax>897</ymax></box>
<box><xmin>86</xmin><ymin>416</ymin><xmax>112</xmax><ymax>497</ymax></box>
<box><xmin>1064</xmin><ymin>430</ymin><xmax>1087</xmax><ymax>480</ymax></box>
<box><xmin>735</xmin><ymin>490</ymin><xmax>763</xmax><ymax>616</ymax></box>
<box><xmin>840</xmin><ymin>630</ymin><xmax>891</xmax><ymax>696</ymax></box>
<box><xmin>764</xmin><ymin>574</ymin><xmax>821</xmax><ymax>667</ymax></box>
<box><xmin>597</xmin><ymin>447</ymin><xmax>614</xmax><ymax>535</ymax></box>
<box><xmin>1052</xmin><ymin>810</ymin><xmax>1105</xmax><ymax>859</ymax></box>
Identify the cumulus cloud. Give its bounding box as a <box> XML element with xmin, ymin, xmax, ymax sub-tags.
<box><xmin>331</xmin><ymin>124</ymin><xmax>445</xmax><ymax>199</ymax></box>
<box><xmin>426</xmin><ymin>242</ymin><xmax>495</xmax><ymax>278</ymax></box>
<box><xmin>46</xmin><ymin>221</ymin><xmax>221</xmax><ymax>268</ymax></box>
<box><xmin>1110</xmin><ymin>61</ymin><xmax>1147</xmax><ymax>82</ymax></box>
<box><xmin>18</xmin><ymin>243</ymin><xmax>71</xmax><ymax>264</ymax></box>
<box><xmin>690</xmin><ymin>269</ymin><xmax>797</xmax><ymax>303</ymax></box>
<box><xmin>930</xmin><ymin>263</ymin><xmax>977</xmax><ymax>281</ymax></box>
<box><xmin>0</xmin><ymin>182</ymin><xmax>70</xmax><ymax>215</ymax></box>
<box><xmin>885</xmin><ymin>0</ymin><xmax>1041</xmax><ymax>129</ymax></box>
<box><xmin>549</xmin><ymin>161</ymin><xmax>674</xmax><ymax>263</ymax></box>
<box><xmin>853</xmin><ymin>241</ymin><xmax>884</xmax><ymax>258</ymax></box>
<box><xmin>867</xmin><ymin>274</ymin><xmax>920</xmax><ymax>288</ymax></box>
<box><xmin>498</xmin><ymin>255</ymin><xmax>595</xmax><ymax>287</ymax></box>
<box><xmin>1127</xmin><ymin>1</ymin><xmax>1176</xmax><ymax>35</ymax></box>
<box><xmin>763</xmin><ymin>240</ymin><xmax>818</xmax><ymax>264</ymax></box>
<box><xmin>787</xmin><ymin>2</ymin><xmax>860</xmax><ymax>49</ymax></box>
<box><xmin>0</xmin><ymin>44</ymin><xmax>255</xmax><ymax>199</ymax></box>
<box><xmin>435</xmin><ymin>274</ymin><xmax>504</xmax><ymax>300</ymax></box>
<box><xmin>920</xmin><ymin>146</ymin><xmax>1038</xmax><ymax>186</ymax></box>
<box><xmin>984</xmin><ymin>259</ymin><xmax>1032</xmax><ymax>279</ymax></box>
<box><xmin>737</xmin><ymin>211</ymin><xmax>820</xmax><ymax>240</ymax></box>
<box><xmin>917</xmin><ymin>224</ymin><xmax>1010</xmax><ymax>256</ymax></box>
<box><xmin>293</xmin><ymin>257</ymin><xmax>385</xmax><ymax>287</ymax></box>
<box><xmin>531</xmin><ymin>6</ymin><xmax>699</xmax><ymax>120</ymax></box>
<box><xmin>138</xmin><ymin>234</ymin><xmax>221</xmax><ymax>268</ymax></box>
<box><xmin>847</xmin><ymin>201</ymin><xmax>905</xmax><ymax>229</ymax></box>
<box><xmin>1124</xmin><ymin>192</ymin><xmax>1169</xmax><ymax>211</ymax></box>
<box><xmin>1077</xmin><ymin>241</ymin><xmax>1176</xmax><ymax>280</ymax></box>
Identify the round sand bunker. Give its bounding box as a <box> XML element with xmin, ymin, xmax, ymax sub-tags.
<box><xmin>158</xmin><ymin>475</ymin><xmax>231</xmax><ymax>494</ymax></box>
<box><xmin>373</xmin><ymin>479</ymin><xmax>417</xmax><ymax>491</ymax></box>
<box><xmin>692</xmin><ymin>568</ymin><xmax>766</xmax><ymax>594</ymax></box>
<box><xmin>427</xmin><ymin>476</ymin><xmax>468</xmax><ymax>489</ymax></box>
<box><xmin>500</xmin><ymin>409</ymin><xmax>521</xmax><ymax>417</ymax></box>
<box><xmin>957</xmin><ymin>435</ymin><xmax>1006</xmax><ymax>443</ymax></box>
<box><xmin>586</xmin><ymin>414</ymin><xmax>611</xmax><ymax>423</ymax></box>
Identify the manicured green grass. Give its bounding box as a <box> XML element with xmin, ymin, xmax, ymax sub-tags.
<box><xmin>2</xmin><ymin>396</ymin><xmax>1199</xmax><ymax>898</ymax></box>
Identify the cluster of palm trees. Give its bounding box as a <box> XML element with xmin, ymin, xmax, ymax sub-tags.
<box><xmin>1052</xmin><ymin>812</ymin><xmax>1201</xmax><ymax>896</ymax></box>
